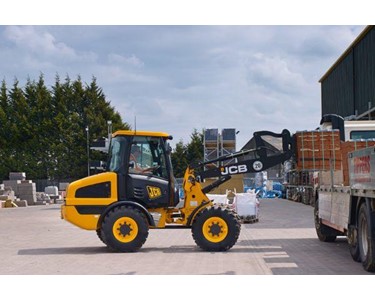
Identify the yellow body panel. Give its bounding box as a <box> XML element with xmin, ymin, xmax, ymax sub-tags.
<box><xmin>61</xmin><ymin>205</ymin><xmax>99</xmax><ymax>230</ymax></box>
<box><xmin>65</xmin><ymin>172</ymin><xmax>118</xmax><ymax>206</ymax></box>
<box><xmin>62</xmin><ymin>172</ymin><xmax>118</xmax><ymax>230</ymax></box>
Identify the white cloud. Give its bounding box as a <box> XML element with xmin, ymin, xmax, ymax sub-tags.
<box><xmin>3</xmin><ymin>26</ymin><xmax>97</xmax><ymax>62</ymax></box>
<box><xmin>108</xmin><ymin>53</ymin><xmax>144</xmax><ymax>67</ymax></box>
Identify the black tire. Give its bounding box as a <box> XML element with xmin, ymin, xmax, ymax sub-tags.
<box><xmin>101</xmin><ymin>205</ymin><xmax>149</xmax><ymax>252</ymax></box>
<box><xmin>314</xmin><ymin>198</ymin><xmax>337</xmax><ymax>242</ymax></box>
<box><xmin>192</xmin><ymin>205</ymin><xmax>241</xmax><ymax>251</ymax></box>
<box><xmin>96</xmin><ymin>228</ymin><xmax>107</xmax><ymax>246</ymax></box>
<box><xmin>348</xmin><ymin>226</ymin><xmax>361</xmax><ymax>262</ymax></box>
<box><xmin>358</xmin><ymin>203</ymin><xmax>375</xmax><ymax>272</ymax></box>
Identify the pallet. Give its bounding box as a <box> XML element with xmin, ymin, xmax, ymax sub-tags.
<box><xmin>240</xmin><ymin>215</ymin><xmax>259</xmax><ymax>224</ymax></box>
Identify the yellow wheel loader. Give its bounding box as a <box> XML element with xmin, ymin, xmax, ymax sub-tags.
<box><xmin>61</xmin><ymin>129</ymin><xmax>293</xmax><ymax>252</ymax></box>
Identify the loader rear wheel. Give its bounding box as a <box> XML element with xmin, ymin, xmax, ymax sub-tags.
<box><xmin>192</xmin><ymin>205</ymin><xmax>240</xmax><ymax>251</ymax></box>
<box><xmin>358</xmin><ymin>203</ymin><xmax>375</xmax><ymax>272</ymax></box>
<box><xmin>101</xmin><ymin>206</ymin><xmax>149</xmax><ymax>252</ymax></box>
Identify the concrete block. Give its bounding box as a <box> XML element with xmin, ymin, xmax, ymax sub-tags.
<box><xmin>20</xmin><ymin>180</ymin><xmax>32</xmax><ymax>184</ymax></box>
<box><xmin>3</xmin><ymin>180</ymin><xmax>21</xmax><ymax>191</ymax></box>
<box><xmin>14</xmin><ymin>200</ymin><xmax>27</xmax><ymax>207</ymax></box>
<box><xmin>9</xmin><ymin>172</ymin><xmax>26</xmax><ymax>180</ymax></box>
<box><xmin>0</xmin><ymin>200</ymin><xmax>5</xmax><ymax>208</ymax></box>
<box><xmin>20</xmin><ymin>195</ymin><xmax>37</xmax><ymax>205</ymax></box>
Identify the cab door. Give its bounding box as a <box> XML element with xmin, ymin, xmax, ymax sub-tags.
<box><xmin>126</xmin><ymin>136</ymin><xmax>171</xmax><ymax>208</ymax></box>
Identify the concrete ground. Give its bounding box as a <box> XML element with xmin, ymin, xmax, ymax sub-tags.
<box><xmin>0</xmin><ymin>197</ymin><xmax>371</xmax><ymax>275</ymax></box>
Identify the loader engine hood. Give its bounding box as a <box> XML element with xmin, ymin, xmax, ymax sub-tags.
<box><xmin>65</xmin><ymin>172</ymin><xmax>118</xmax><ymax>206</ymax></box>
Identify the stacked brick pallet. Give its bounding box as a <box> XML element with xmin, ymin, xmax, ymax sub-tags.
<box><xmin>341</xmin><ymin>140</ymin><xmax>375</xmax><ymax>185</ymax></box>
<box><xmin>295</xmin><ymin>130</ymin><xmax>375</xmax><ymax>186</ymax></box>
<box><xmin>295</xmin><ymin>130</ymin><xmax>342</xmax><ymax>171</ymax></box>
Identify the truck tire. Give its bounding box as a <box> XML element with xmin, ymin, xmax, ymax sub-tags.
<box><xmin>358</xmin><ymin>203</ymin><xmax>375</xmax><ymax>272</ymax></box>
<box><xmin>348</xmin><ymin>226</ymin><xmax>360</xmax><ymax>262</ymax></box>
<box><xmin>314</xmin><ymin>199</ymin><xmax>337</xmax><ymax>242</ymax></box>
<box><xmin>192</xmin><ymin>205</ymin><xmax>241</xmax><ymax>251</ymax></box>
<box><xmin>101</xmin><ymin>205</ymin><xmax>149</xmax><ymax>252</ymax></box>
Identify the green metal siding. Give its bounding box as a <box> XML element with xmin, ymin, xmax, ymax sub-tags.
<box><xmin>321</xmin><ymin>26</ymin><xmax>375</xmax><ymax>118</ymax></box>
<box><xmin>354</xmin><ymin>28</ymin><xmax>375</xmax><ymax>115</ymax></box>
<box><xmin>321</xmin><ymin>52</ymin><xmax>354</xmax><ymax>117</ymax></box>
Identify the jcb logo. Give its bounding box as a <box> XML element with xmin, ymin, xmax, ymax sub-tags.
<box><xmin>147</xmin><ymin>186</ymin><xmax>162</xmax><ymax>199</ymax></box>
<box><xmin>221</xmin><ymin>165</ymin><xmax>248</xmax><ymax>175</ymax></box>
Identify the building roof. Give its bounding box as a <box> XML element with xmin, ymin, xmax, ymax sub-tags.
<box><xmin>241</xmin><ymin>135</ymin><xmax>282</xmax><ymax>152</ymax></box>
<box><xmin>319</xmin><ymin>25</ymin><xmax>373</xmax><ymax>83</ymax></box>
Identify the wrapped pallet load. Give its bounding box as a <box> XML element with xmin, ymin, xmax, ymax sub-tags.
<box><xmin>232</xmin><ymin>189</ymin><xmax>259</xmax><ymax>223</ymax></box>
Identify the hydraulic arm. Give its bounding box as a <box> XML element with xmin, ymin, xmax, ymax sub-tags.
<box><xmin>195</xmin><ymin>129</ymin><xmax>294</xmax><ymax>193</ymax></box>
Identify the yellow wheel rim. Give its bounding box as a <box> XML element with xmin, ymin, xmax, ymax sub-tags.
<box><xmin>112</xmin><ymin>217</ymin><xmax>138</xmax><ymax>243</ymax></box>
<box><xmin>202</xmin><ymin>217</ymin><xmax>228</xmax><ymax>243</ymax></box>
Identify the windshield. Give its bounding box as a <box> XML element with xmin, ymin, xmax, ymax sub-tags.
<box><xmin>107</xmin><ymin>136</ymin><xmax>127</xmax><ymax>172</ymax></box>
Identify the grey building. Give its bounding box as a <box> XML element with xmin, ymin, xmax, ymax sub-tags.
<box><xmin>320</xmin><ymin>25</ymin><xmax>375</xmax><ymax>120</ymax></box>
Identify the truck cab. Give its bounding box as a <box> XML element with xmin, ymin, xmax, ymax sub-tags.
<box><xmin>319</xmin><ymin>114</ymin><xmax>375</xmax><ymax>141</ymax></box>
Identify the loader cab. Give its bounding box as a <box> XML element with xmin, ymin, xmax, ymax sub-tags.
<box><xmin>107</xmin><ymin>131</ymin><xmax>179</xmax><ymax>208</ymax></box>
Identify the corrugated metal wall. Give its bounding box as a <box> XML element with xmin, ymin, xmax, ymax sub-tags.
<box><xmin>354</xmin><ymin>28</ymin><xmax>375</xmax><ymax>115</ymax></box>
<box><xmin>321</xmin><ymin>52</ymin><xmax>354</xmax><ymax>116</ymax></box>
<box><xmin>321</xmin><ymin>27</ymin><xmax>375</xmax><ymax>118</ymax></box>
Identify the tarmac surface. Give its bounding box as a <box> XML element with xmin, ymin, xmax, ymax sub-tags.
<box><xmin>0</xmin><ymin>197</ymin><xmax>372</xmax><ymax>275</ymax></box>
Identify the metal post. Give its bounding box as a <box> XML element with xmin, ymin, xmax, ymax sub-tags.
<box><xmin>86</xmin><ymin>126</ymin><xmax>90</xmax><ymax>176</ymax></box>
<box><xmin>107</xmin><ymin>120</ymin><xmax>112</xmax><ymax>144</ymax></box>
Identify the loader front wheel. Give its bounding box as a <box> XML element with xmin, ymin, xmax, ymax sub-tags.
<box><xmin>192</xmin><ymin>205</ymin><xmax>240</xmax><ymax>251</ymax></box>
<box><xmin>101</xmin><ymin>206</ymin><xmax>149</xmax><ymax>252</ymax></box>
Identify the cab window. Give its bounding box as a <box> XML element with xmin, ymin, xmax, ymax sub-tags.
<box><xmin>129</xmin><ymin>136</ymin><xmax>168</xmax><ymax>179</ymax></box>
<box><xmin>350</xmin><ymin>131</ymin><xmax>375</xmax><ymax>140</ymax></box>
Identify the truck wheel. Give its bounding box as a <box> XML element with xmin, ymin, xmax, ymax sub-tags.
<box><xmin>192</xmin><ymin>205</ymin><xmax>241</xmax><ymax>251</ymax></box>
<box><xmin>348</xmin><ymin>226</ymin><xmax>360</xmax><ymax>262</ymax></box>
<box><xmin>358</xmin><ymin>203</ymin><xmax>375</xmax><ymax>272</ymax></box>
<box><xmin>314</xmin><ymin>199</ymin><xmax>336</xmax><ymax>242</ymax></box>
<box><xmin>101</xmin><ymin>206</ymin><xmax>149</xmax><ymax>252</ymax></box>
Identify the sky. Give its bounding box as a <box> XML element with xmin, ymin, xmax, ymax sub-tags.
<box><xmin>0</xmin><ymin>25</ymin><xmax>366</xmax><ymax>150</ymax></box>
<box><xmin>0</xmin><ymin>1</ymin><xmax>371</xmax><ymax>152</ymax></box>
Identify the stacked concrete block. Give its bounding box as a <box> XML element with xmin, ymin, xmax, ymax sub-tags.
<box><xmin>2</xmin><ymin>180</ymin><xmax>21</xmax><ymax>193</ymax></box>
<box><xmin>16</xmin><ymin>181</ymin><xmax>37</xmax><ymax>205</ymax></box>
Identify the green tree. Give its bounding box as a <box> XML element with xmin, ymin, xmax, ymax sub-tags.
<box><xmin>171</xmin><ymin>129</ymin><xmax>204</xmax><ymax>178</ymax></box>
<box><xmin>186</xmin><ymin>128</ymin><xmax>204</xmax><ymax>166</ymax></box>
<box><xmin>0</xmin><ymin>75</ymin><xmax>130</xmax><ymax>182</ymax></box>
<box><xmin>171</xmin><ymin>140</ymin><xmax>188</xmax><ymax>178</ymax></box>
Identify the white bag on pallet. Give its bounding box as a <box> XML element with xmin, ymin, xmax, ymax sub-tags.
<box><xmin>233</xmin><ymin>190</ymin><xmax>259</xmax><ymax>218</ymax></box>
